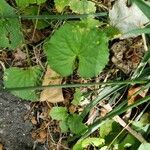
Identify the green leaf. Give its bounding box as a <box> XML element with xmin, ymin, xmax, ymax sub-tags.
<box><xmin>69</xmin><ymin>0</ymin><xmax>96</xmax><ymax>14</ymax></box>
<box><xmin>124</xmin><ymin>28</ymin><xmax>150</xmax><ymax>37</ymax></box>
<box><xmin>103</xmin><ymin>26</ymin><xmax>121</xmax><ymax>39</ymax></box>
<box><xmin>99</xmin><ymin>119</ymin><xmax>114</xmax><ymax>138</ymax></box>
<box><xmin>59</xmin><ymin>120</ymin><xmax>69</xmax><ymax>133</ymax></box>
<box><xmin>0</xmin><ymin>21</ymin><xmax>9</xmax><ymax>48</ymax></box>
<box><xmin>72</xmin><ymin>88</ymin><xmax>83</xmax><ymax>105</ymax></box>
<box><xmin>99</xmin><ymin>146</ymin><xmax>108</xmax><ymax>150</ymax></box>
<box><xmin>16</xmin><ymin>0</ymin><xmax>46</xmax><ymax>8</ymax></box>
<box><xmin>50</xmin><ymin>107</ymin><xmax>68</xmax><ymax>121</ymax></box>
<box><xmin>119</xmin><ymin>134</ymin><xmax>140</xmax><ymax>150</ymax></box>
<box><xmin>133</xmin><ymin>0</ymin><xmax>150</xmax><ymax>20</ymax></box>
<box><xmin>81</xmin><ymin>18</ymin><xmax>102</xmax><ymax>28</ymax></box>
<box><xmin>138</xmin><ymin>143</ymin><xmax>150</xmax><ymax>150</ymax></box>
<box><xmin>82</xmin><ymin>137</ymin><xmax>104</xmax><ymax>147</ymax></box>
<box><xmin>99</xmin><ymin>119</ymin><xmax>123</xmax><ymax>145</ymax></box>
<box><xmin>44</xmin><ymin>22</ymin><xmax>109</xmax><ymax>78</ymax></box>
<box><xmin>68</xmin><ymin>114</ymin><xmax>87</xmax><ymax>134</ymax></box>
<box><xmin>54</xmin><ymin>0</ymin><xmax>70</xmax><ymax>12</ymax></box>
<box><xmin>140</xmin><ymin>113</ymin><xmax>150</xmax><ymax>125</ymax></box>
<box><xmin>3</xmin><ymin>66</ymin><xmax>41</xmax><ymax>101</ymax></box>
<box><xmin>73</xmin><ymin>138</ymin><xmax>104</xmax><ymax>150</ymax></box>
<box><xmin>73</xmin><ymin>141</ymin><xmax>83</xmax><ymax>150</ymax></box>
<box><xmin>0</xmin><ymin>0</ymin><xmax>23</xmax><ymax>49</ymax></box>
<box><xmin>131</xmin><ymin>113</ymin><xmax>150</xmax><ymax>134</ymax></box>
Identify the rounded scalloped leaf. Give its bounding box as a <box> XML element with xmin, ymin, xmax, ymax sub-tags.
<box><xmin>44</xmin><ymin>22</ymin><xmax>109</xmax><ymax>78</ymax></box>
<box><xmin>3</xmin><ymin>66</ymin><xmax>41</xmax><ymax>101</ymax></box>
<box><xmin>54</xmin><ymin>0</ymin><xmax>70</xmax><ymax>12</ymax></box>
<box><xmin>49</xmin><ymin>107</ymin><xmax>68</xmax><ymax>121</ymax></box>
<box><xmin>69</xmin><ymin>0</ymin><xmax>96</xmax><ymax>14</ymax></box>
<box><xmin>0</xmin><ymin>0</ymin><xmax>23</xmax><ymax>49</ymax></box>
<box><xmin>16</xmin><ymin>0</ymin><xmax>46</xmax><ymax>8</ymax></box>
<box><xmin>67</xmin><ymin>114</ymin><xmax>87</xmax><ymax>134</ymax></box>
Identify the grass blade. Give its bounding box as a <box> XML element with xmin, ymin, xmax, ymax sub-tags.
<box><xmin>123</xmin><ymin>28</ymin><xmax>150</xmax><ymax>37</ymax></box>
<box><xmin>0</xmin><ymin>12</ymin><xmax>107</xmax><ymax>20</ymax></box>
<box><xmin>81</xmin><ymin>88</ymin><xmax>150</xmax><ymax>139</ymax></box>
<box><xmin>2</xmin><ymin>80</ymin><xmax>147</xmax><ymax>92</ymax></box>
<box><xmin>80</xmin><ymin>85</ymin><xmax>126</xmax><ymax>119</ymax></box>
<box><xmin>133</xmin><ymin>0</ymin><xmax>150</xmax><ymax>20</ymax></box>
<box><xmin>132</xmin><ymin>47</ymin><xmax>150</xmax><ymax>79</ymax></box>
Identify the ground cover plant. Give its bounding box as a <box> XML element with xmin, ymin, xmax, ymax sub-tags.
<box><xmin>0</xmin><ymin>0</ymin><xmax>150</xmax><ymax>149</ymax></box>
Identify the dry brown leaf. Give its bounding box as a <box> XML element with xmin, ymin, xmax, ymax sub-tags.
<box><xmin>69</xmin><ymin>105</ymin><xmax>77</xmax><ymax>113</ymax></box>
<box><xmin>40</xmin><ymin>66</ymin><xmax>64</xmax><ymax>103</ymax></box>
<box><xmin>128</xmin><ymin>86</ymin><xmax>148</xmax><ymax>105</ymax></box>
<box><xmin>31</xmin><ymin>131</ymin><xmax>37</xmax><ymax>140</ymax></box>
<box><xmin>31</xmin><ymin>116</ymin><xmax>37</xmax><ymax>125</ymax></box>
<box><xmin>36</xmin><ymin>130</ymin><xmax>47</xmax><ymax>143</ymax></box>
<box><xmin>0</xmin><ymin>143</ymin><xmax>3</xmax><ymax>150</ymax></box>
<box><xmin>14</xmin><ymin>49</ymin><xmax>26</xmax><ymax>61</ymax></box>
<box><xmin>32</xmin><ymin>130</ymin><xmax>47</xmax><ymax>143</ymax></box>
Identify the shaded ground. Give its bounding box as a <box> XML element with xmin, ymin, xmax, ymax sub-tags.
<box><xmin>0</xmin><ymin>73</ymin><xmax>47</xmax><ymax>150</ymax></box>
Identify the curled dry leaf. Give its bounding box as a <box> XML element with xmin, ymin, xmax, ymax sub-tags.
<box><xmin>40</xmin><ymin>66</ymin><xmax>64</xmax><ymax>103</ymax></box>
<box><xmin>32</xmin><ymin>130</ymin><xmax>47</xmax><ymax>143</ymax></box>
<box><xmin>128</xmin><ymin>86</ymin><xmax>148</xmax><ymax>105</ymax></box>
<box><xmin>37</xmin><ymin>130</ymin><xmax>47</xmax><ymax>143</ymax></box>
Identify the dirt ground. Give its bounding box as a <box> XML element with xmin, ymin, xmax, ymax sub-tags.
<box><xmin>0</xmin><ymin>73</ymin><xmax>47</xmax><ymax>150</ymax></box>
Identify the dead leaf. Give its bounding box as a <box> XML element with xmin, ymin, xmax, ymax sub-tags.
<box><xmin>40</xmin><ymin>66</ymin><xmax>64</xmax><ymax>103</ymax></box>
<box><xmin>32</xmin><ymin>130</ymin><xmax>47</xmax><ymax>143</ymax></box>
<box><xmin>86</xmin><ymin>108</ymin><xmax>99</xmax><ymax>125</ymax></box>
<box><xmin>69</xmin><ymin>105</ymin><xmax>77</xmax><ymax>113</ymax></box>
<box><xmin>14</xmin><ymin>49</ymin><xmax>26</xmax><ymax>61</ymax></box>
<box><xmin>128</xmin><ymin>86</ymin><xmax>148</xmax><ymax>105</ymax></box>
<box><xmin>0</xmin><ymin>143</ymin><xmax>3</xmax><ymax>150</ymax></box>
<box><xmin>37</xmin><ymin>130</ymin><xmax>47</xmax><ymax>143</ymax></box>
<box><xmin>109</xmin><ymin>0</ymin><xmax>149</xmax><ymax>38</ymax></box>
<box><xmin>31</xmin><ymin>116</ymin><xmax>37</xmax><ymax>125</ymax></box>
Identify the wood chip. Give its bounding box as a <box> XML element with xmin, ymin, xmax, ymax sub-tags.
<box><xmin>40</xmin><ymin>66</ymin><xmax>64</xmax><ymax>103</ymax></box>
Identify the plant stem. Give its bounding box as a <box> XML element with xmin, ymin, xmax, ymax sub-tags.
<box><xmin>2</xmin><ymin>79</ymin><xmax>148</xmax><ymax>91</ymax></box>
<box><xmin>24</xmin><ymin>45</ymin><xmax>31</xmax><ymax>66</ymax></box>
<box><xmin>0</xmin><ymin>12</ymin><xmax>107</xmax><ymax>20</ymax></box>
<box><xmin>31</xmin><ymin>5</ymin><xmax>40</xmax><ymax>41</ymax></box>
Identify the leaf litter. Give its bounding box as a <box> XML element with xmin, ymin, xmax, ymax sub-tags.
<box><xmin>0</xmin><ymin>0</ymin><xmax>150</xmax><ymax>149</ymax></box>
